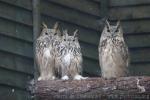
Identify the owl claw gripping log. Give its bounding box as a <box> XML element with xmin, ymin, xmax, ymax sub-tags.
<box><xmin>99</xmin><ymin>20</ymin><xmax>129</xmax><ymax>79</ymax></box>
<box><xmin>35</xmin><ymin>22</ymin><xmax>60</xmax><ymax>81</ymax></box>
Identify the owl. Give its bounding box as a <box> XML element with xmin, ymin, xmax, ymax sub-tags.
<box><xmin>35</xmin><ymin>22</ymin><xmax>59</xmax><ymax>80</ymax></box>
<box><xmin>55</xmin><ymin>29</ymin><xmax>86</xmax><ymax>80</ymax></box>
<box><xmin>98</xmin><ymin>20</ymin><xmax>129</xmax><ymax>79</ymax></box>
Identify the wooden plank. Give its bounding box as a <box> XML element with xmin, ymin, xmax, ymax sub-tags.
<box><xmin>0</xmin><ymin>34</ymin><xmax>33</xmax><ymax>58</ymax></box>
<box><xmin>0</xmin><ymin>0</ymin><xmax>32</xmax><ymax>10</ymax></box>
<box><xmin>0</xmin><ymin>2</ymin><xmax>32</xmax><ymax>26</ymax></box>
<box><xmin>47</xmin><ymin>0</ymin><xmax>101</xmax><ymax>17</ymax></box>
<box><xmin>130</xmin><ymin>48</ymin><xmax>150</xmax><ymax>63</ymax></box>
<box><xmin>129</xmin><ymin>63</ymin><xmax>150</xmax><ymax>76</ymax></box>
<box><xmin>110</xmin><ymin>0</ymin><xmax>150</xmax><ymax>7</ymax></box>
<box><xmin>109</xmin><ymin>6</ymin><xmax>150</xmax><ymax>20</ymax></box>
<box><xmin>0</xmin><ymin>18</ymin><xmax>33</xmax><ymax>42</ymax></box>
<box><xmin>83</xmin><ymin>58</ymin><xmax>100</xmax><ymax>76</ymax></box>
<box><xmin>41</xmin><ymin>0</ymin><xmax>100</xmax><ymax>31</ymax></box>
<box><xmin>125</xmin><ymin>34</ymin><xmax>150</xmax><ymax>48</ymax></box>
<box><xmin>0</xmin><ymin>68</ymin><xmax>33</xmax><ymax>89</ymax></box>
<box><xmin>0</xmin><ymin>51</ymin><xmax>33</xmax><ymax>74</ymax></box>
<box><xmin>122</xmin><ymin>20</ymin><xmax>150</xmax><ymax>34</ymax></box>
<box><xmin>0</xmin><ymin>85</ymin><xmax>30</xmax><ymax>100</ymax></box>
<box><xmin>80</xmin><ymin>42</ymin><xmax>98</xmax><ymax>60</ymax></box>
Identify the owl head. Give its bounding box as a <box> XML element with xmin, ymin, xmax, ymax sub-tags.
<box><xmin>40</xmin><ymin>22</ymin><xmax>61</xmax><ymax>38</ymax></box>
<box><xmin>101</xmin><ymin>20</ymin><xmax>123</xmax><ymax>38</ymax></box>
<box><xmin>62</xmin><ymin>29</ymin><xmax>79</xmax><ymax>46</ymax></box>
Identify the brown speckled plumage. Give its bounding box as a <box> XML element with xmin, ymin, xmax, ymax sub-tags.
<box><xmin>35</xmin><ymin>22</ymin><xmax>60</xmax><ymax>80</ymax></box>
<box><xmin>55</xmin><ymin>30</ymin><xmax>85</xmax><ymax>80</ymax></box>
<box><xmin>99</xmin><ymin>20</ymin><xmax>129</xmax><ymax>79</ymax></box>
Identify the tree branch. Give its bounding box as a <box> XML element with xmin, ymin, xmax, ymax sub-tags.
<box><xmin>30</xmin><ymin>76</ymin><xmax>150</xmax><ymax>100</ymax></box>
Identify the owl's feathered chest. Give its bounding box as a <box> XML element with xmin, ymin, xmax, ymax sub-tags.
<box><xmin>100</xmin><ymin>37</ymin><xmax>126</xmax><ymax>63</ymax></box>
<box><xmin>99</xmin><ymin>36</ymin><xmax>128</xmax><ymax>66</ymax></box>
<box><xmin>100</xmin><ymin>37</ymin><xmax>124</xmax><ymax>52</ymax></box>
<box><xmin>36</xmin><ymin>36</ymin><xmax>53</xmax><ymax>57</ymax></box>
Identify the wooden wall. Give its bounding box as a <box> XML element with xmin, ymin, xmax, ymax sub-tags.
<box><xmin>0</xmin><ymin>0</ymin><xmax>150</xmax><ymax>99</ymax></box>
<box><xmin>0</xmin><ymin>0</ymin><xmax>33</xmax><ymax>100</ymax></box>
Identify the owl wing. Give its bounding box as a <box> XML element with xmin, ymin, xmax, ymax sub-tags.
<box><xmin>35</xmin><ymin>36</ymin><xmax>51</xmax><ymax>70</ymax></box>
<box><xmin>120</xmin><ymin>42</ymin><xmax>130</xmax><ymax>68</ymax></box>
<box><xmin>54</xmin><ymin>43</ymin><xmax>66</xmax><ymax>73</ymax></box>
<box><xmin>75</xmin><ymin>45</ymin><xmax>83</xmax><ymax>73</ymax></box>
<box><xmin>98</xmin><ymin>37</ymin><xmax>107</xmax><ymax>67</ymax></box>
<box><xmin>35</xmin><ymin>38</ymin><xmax>43</xmax><ymax>68</ymax></box>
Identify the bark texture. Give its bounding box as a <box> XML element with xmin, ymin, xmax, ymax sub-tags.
<box><xmin>30</xmin><ymin>76</ymin><xmax>150</xmax><ymax>100</ymax></box>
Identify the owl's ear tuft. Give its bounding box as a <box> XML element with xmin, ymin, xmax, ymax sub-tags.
<box><xmin>116</xmin><ymin>20</ymin><xmax>121</xmax><ymax>32</ymax></box>
<box><xmin>63</xmin><ymin>29</ymin><xmax>68</xmax><ymax>37</ymax></box>
<box><xmin>73</xmin><ymin>29</ymin><xmax>78</xmax><ymax>38</ymax></box>
<box><xmin>116</xmin><ymin>20</ymin><xmax>121</xmax><ymax>28</ymax></box>
<box><xmin>53</xmin><ymin>22</ymin><xmax>59</xmax><ymax>33</ymax></box>
<box><xmin>53</xmin><ymin>22</ymin><xmax>59</xmax><ymax>29</ymax></box>
<box><xmin>105</xmin><ymin>20</ymin><xmax>110</xmax><ymax>29</ymax></box>
<box><xmin>42</xmin><ymin>22</ymin><xmax>47</xmax><ymax>29</ymax></box>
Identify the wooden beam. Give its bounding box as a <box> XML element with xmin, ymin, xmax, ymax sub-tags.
<box><xmin>0</xmin><ymin>18</ymin><xmax>33</xmax><ymax>42</ymax></box>
<box><xmin>0</xmin><ymin>51</ymin><xmax>33</xmax><ymax>74</ymax></box>
<box><xmin>0</xmin><ymin>0</ymin><xmax>32</xmax><ymax>10</ymax></box>
<box><xmin>31</xmin><ymin>77</ymin><xmax>150</xmax><ymax>100</ymax></box>
<box><xmin>0</xmin><ymin>2</ymin><xmax>32</xmax><ymax>26</ymax></box>
<box><xmin>109</xmin><ymin>6</ymin><xmax>150</xmax><ymax>20</ymax></box>
<box><xmin>41</xmin><ymin>0</ymin><xmax>100</xmax><ymax>31</ymax></box>
<box><xmin>47</xmin><ymin>0</ymin><xmax>101</xmax><ymax>17</ymax></box>
<box><xmin>109</xmin><ymin>0</ymin><xmax>150</xmax><ymax>7</ymax></box>
<box><xmin>0</xmin><ymin>34</ymin><xmax>33</xmax><ymax>58</ymax></box>
<box><xmin>33</xmin><ymin>0</ymin><xmax>40</xmax><ymax>79</ymax></box>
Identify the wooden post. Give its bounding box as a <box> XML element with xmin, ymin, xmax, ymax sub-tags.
<box><xmin>30</xmin><ymin>77</ymin><xmax>150</xmax><ymax>100</ymax></box>
<box><xmin>32</xmin><ymin>0</ymin><xmax>41</xmax><ymax>79</ymax></box>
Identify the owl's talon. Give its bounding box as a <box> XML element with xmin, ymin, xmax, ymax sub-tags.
<box><xmin>61</xmin><ymin>75</ymin><xmax>69</xmax><ymax>80</ymax></box>
<box><xmin>73</xmin><ymin>75</ymin><xmax>88</xmax><ymax>80</ymax></box>
<box><xmin>52</xmin><ymin>76</ymin><xmax>56</xmax><ymax>80</ymax></box>
<box><xmin>38</xmin><ymin>77</ymin><xmax>42</xmax><ymax>81</ymax></box>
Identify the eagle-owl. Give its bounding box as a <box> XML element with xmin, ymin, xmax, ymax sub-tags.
<box><xmin>55</xmin><ymin>29</ymin><xmax>86</xmax><ymax>80</ymax></box>
<box><xmin>98</xmin><ymin>20</ymin><xmax>129</xmax><ymax>79</ymax></box>
<box><xmin>35</xmin><ymin>22</ymin><xmax>59</xmax><ymax>80</ymax></box>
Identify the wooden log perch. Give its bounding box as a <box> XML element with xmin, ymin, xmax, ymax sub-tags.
<box><xmin>30</xmin><ymin>76</ymin><xmax>150</xmax><ymax>100</ymax></box>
